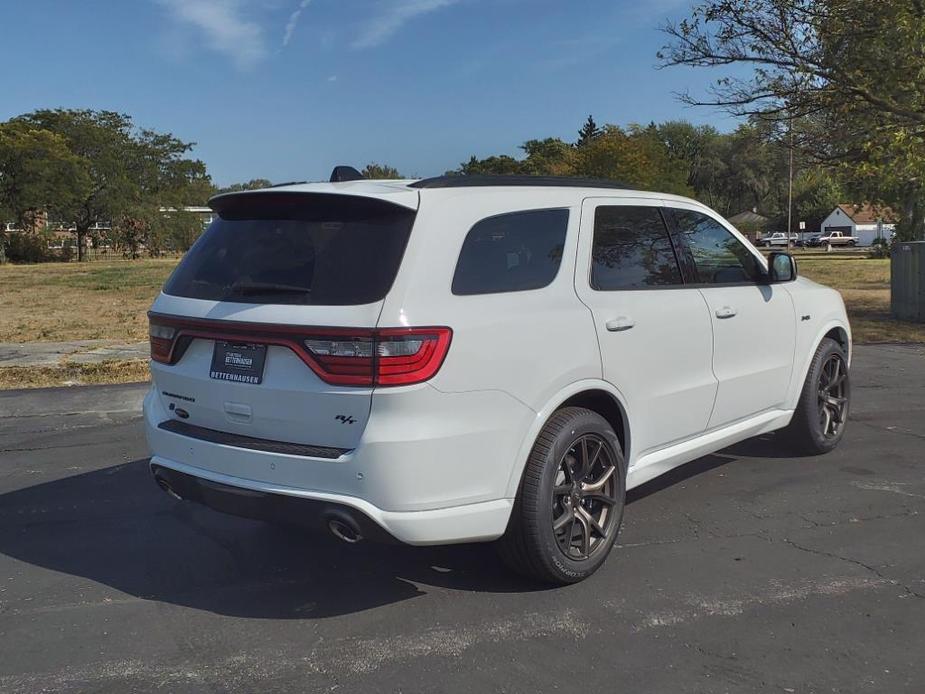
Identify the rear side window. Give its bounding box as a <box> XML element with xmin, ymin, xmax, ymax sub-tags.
<box><xmin>164</xmin><ymin>193</ymin><xmax>415</xmax><ymax>305</ymax></box>
<box><xmin>452</xmin><ymin>209</ymin><xmax>569</xmax><ymax>295</ymax></box>
<box><xmin>591</xmin><ymin>206</ymin><xmax>682</xmax><ymax>290</ymax></box>
<box><xmin>671</xmin><ymin>209</ymin><xmax>762</xmax><ymax>284</ymax></box>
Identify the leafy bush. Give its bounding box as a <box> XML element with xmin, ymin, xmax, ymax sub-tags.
<box><xmin>6</xmin><ymin>232</ymin><xmax>51</xmax><ymax>263</ymax></box>
<box><xmin>869</xmin><ymin>237</ymin><xmax>891</xmax><ymax>259</ymax></box>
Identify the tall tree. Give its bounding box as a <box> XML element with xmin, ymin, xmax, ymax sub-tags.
<box><xmin>576</xmin><ymin>115</ymin><xmax>602</xmax><ymax>147</ymax></box>
<box><xmin>659</xmin><ymin>0</ymin><xmax>925</xmax><ymax>239</ymax></box>
<box><xmin>14</xmin><ymin>109</ymin><xmax>210</xmax><ymax>259</ymax></box>
<box><xmin>0</xmin><ymin>121</ymin><xmax>89</xmax><ymax>262</ymax></box>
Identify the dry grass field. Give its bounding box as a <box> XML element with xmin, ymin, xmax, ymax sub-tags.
<box><xmin>795</xmin><ymin>255</ymin><xmax>925</xmax><ymax>343</ymax></box>
<box><xmin>0</xmin><ymin>253</ymin><xmax>921</xmax><ymax>388</ymax></box>
<box><xmin>0</xmin><ymin>259</ymin><xmax>177</xmax><ymax>343</ymax></box>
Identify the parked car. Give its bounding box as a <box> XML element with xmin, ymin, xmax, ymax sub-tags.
<box><xmin>144</xmin><ymin>171</ymin><xmax>853</xmax><ymax>584</ymax></box>
<box><xmin>757</xmin><ymin>232</ymin><xmax>799</xmax><ymax>247</ymax></box>
<box><xmin>808</xmin><ymin>231</ymin><xmax>858</xmax><ymax>247</ymax></box>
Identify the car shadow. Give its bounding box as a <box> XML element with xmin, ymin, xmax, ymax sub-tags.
<box><xmin>0</xmin><ymin>435</ymin><xmax>789</xmax><ymax>619</ymax></box>
<box><xmin>0</xmin><ymin>459</ymin><xmax>553</xmax><ymax>620</ymax></box>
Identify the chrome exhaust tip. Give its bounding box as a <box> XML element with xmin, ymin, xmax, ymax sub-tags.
<box><xmin>154</xmin><ymin>473</ymin><xmax>183</xmax><ymax>501</ymax></box>
<box><xmin>328</xmin><ymin>518</ymin><xmax>363</xmax><ymax>544</ymax></box>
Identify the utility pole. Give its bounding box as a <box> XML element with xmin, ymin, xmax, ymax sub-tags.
<box><xmin>787</xmin><ymin>114</ymin><xmax>794</xmax><ymax>251</ymax></box>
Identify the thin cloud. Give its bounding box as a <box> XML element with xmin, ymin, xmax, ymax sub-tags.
<box><xmin>352</xmin><ymin>0</ymin><xmax>459</xmax><ymax>49</ymax></box>
<box><xmin>283</xmin><ymin>0</ymin><xmax>312</xmax><ymax>47</ymax></box>
<box><xmin>156</xmin><ymin>0</ymin><xmax>266</xmax><ymax>70</ymax></box>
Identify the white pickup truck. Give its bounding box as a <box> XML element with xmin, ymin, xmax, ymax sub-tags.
<box><xmin>758</xmin><ymin>232</ymin><xmax>798</xmax><ymax>247</ymax></box>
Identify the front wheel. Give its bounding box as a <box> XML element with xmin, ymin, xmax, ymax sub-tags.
<box><xmin>783</xmin><ymin>337</ymin><xmax>850</xmax><ymax>455</ymax></box>
<box><xmin>498</xmin><ymin>407</ymin><xmax>626</xmax><ymax>584</ymax></box>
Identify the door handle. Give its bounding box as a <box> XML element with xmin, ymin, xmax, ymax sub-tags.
<box><xmin>715</xmin><ymin>306</ymin><xmax>737</xmax><ymax>319</ymax></box>
<box><xmin>605</xmin><ymin>316</ymin><xmax>635</xmax><ymax>332</ymax></box>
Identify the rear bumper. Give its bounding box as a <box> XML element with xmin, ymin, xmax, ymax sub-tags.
<box><xmin>148</xmin><ymin>455</ymin><xmax>513</xmax><ymax>545</ymax></box>
<box><xmin>143</xmin><ymin>385</ymin><xmax>529</xmax><ymax>545</ymax></box>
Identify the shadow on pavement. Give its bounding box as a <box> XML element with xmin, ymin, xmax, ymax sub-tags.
<box><xmin>0</xmin><ymin>435</ymin><xmax>777</xmax><ymax>619</ymax></box>
<box><xmin>0</xmin><ymin>459</ymin><xmax>550</xmax><ymax>620</ymax></box>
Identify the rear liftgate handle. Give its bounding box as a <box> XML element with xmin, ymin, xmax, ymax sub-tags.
<box><xmin>605</xmin><ymin>316</ymin><xmax>635</xmax><ymax>332</ymax></box>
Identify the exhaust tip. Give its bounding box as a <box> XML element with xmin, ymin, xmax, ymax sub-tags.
<box><xmin>154</xmin><ymin>473</ymin><xmax>183</xmax><ymax>501</ymax></box>
<box><xmin>328</xmin><ymin>518</ymin><xmax>363</xmax><ymax>544</ymax></box>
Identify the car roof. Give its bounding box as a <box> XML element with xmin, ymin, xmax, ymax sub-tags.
<box><xmin>208</xmin><ymin>177</ymin><xmax>707</xmax><ymax>212</ymax></box>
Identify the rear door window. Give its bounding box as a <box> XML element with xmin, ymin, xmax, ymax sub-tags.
<box><xmin>591</xmin><ymin>205</ymin><xmax>683</xmax><ymax>289</ymax></box>
<box><xmin>164</xmin><ymin>193</ymin><xmax>415</xmax><ymax>305</ymax></box>
<box><xmin>452</xmin><ymin>209</ymin><xmax>569</xmax><ymax>295</ymax></box>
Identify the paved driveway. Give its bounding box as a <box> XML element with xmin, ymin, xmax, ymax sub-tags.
<box><xmin>1</xmin><ymin>345</ymin><xmax>923</xmax><ymax>692</ymax></box>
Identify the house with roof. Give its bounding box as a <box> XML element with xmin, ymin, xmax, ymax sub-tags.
<box><xmin>726</xmin><ymin>209</ymin><xmax>769</xmax><ymax>243</ymax></box>
<box><xmin>820</xmin><ymin>204</ymin><xmax>897</xmax><ymax>246</ymax></box>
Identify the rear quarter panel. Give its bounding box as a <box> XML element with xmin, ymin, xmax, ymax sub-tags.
<box><xmin>379</xmin><ymin>188</ymin><xmax>601</xmax><ymax>412</ymax></box>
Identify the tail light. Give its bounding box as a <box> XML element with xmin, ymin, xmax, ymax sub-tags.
<box><xmin>149</xmin><ymin>321</ymin><xmax>176</xmax><ymax>363</ymax></box>
<box><xmin>303</xmin><ymin>327</ymin><xmax>452</xmax><ymax>386</ymax></box>
<box><xmin>148</xmin><ymin>313</ymin><xmax>451</xmax><ymax>387</ymax></box>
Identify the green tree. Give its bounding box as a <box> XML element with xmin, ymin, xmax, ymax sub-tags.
<box><xmin>521</xmin><ymin>138</ymin><xmax>577</xmax><ymax>175</ymax></box>
<box><xmin>362</xmin><ymin>163</ymin><xmax>402</xmax><ymax>179</ymax></box>
<box><xmin>14</xmin><ymin>109</ymin><xmax>210</xmax><ymax>259</ymax></box>
<box><xmin>576</xmin><ymin>115</ymin><xmax>602</xmax><ymax>147</ymax></box>
<box><xmin>576</xmin><ymin>125</ymin><xmax>691</xmax><ymax>194</ymax></box>
<box><xmin>660</xmin><ymin>0</ymin><xmax>925</xmax><ymax>239</ymax></box>
<box><xmin>215</xmin><ymin>178</ymin><xmax>273</xmax><ymax>194</ymax></box>
<box><xmin>0</xmin><ymin>122</ymin><xmax>89</xmax><ymax>262</ymax></box>
<box><xmin>452</xmin><ymin>154</ymin><xmax>525</xmax><ymax>175</ymax></box>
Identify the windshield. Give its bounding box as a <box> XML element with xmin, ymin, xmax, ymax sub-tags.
<box><xmin>163</xmin><ymin>192</ymin><xmax>416</xmax><ymax>306</ymax></box>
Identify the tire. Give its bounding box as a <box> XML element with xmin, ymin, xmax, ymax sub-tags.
<box><xmin>498</xmin><ymin>407</ymin><xmax>626</xmax><ymax>585</ymax></box>
<box><xmin>783</xmin><ymin>337</ymin><xmax>851</xmax><ymax>455</ymax></box>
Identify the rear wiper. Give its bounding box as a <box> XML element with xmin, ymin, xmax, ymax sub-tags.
<box><xmin>228</xmin><ymin>281</ymin><xmax>312</xmax><ymax>296</ymax></box>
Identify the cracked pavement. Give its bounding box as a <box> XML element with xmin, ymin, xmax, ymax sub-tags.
<box><xmin>0</xmin><ymin>344</ymin><xmax>923</xmax><ymax>692</ymax></box>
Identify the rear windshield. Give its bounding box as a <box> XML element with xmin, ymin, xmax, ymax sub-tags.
<box><xmin>163</xmin><ymin>192</ymin><xmax>416</xmax><ymax>305</ymax></box>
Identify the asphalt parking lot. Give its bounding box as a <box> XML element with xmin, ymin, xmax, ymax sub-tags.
<box><xmin>1</xmin><ymin>344</ymin><xmax>923</xmax><ymax>693</ymax></box>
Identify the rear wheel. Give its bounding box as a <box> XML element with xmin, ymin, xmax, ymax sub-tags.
<box><xmin>784</xmin><ymin>337</ymin><xmax>850</xmax><ymax>455</ymax></box>
<box><xmin>498</xmin><ymin>407</ymin><xmax>626</xmax><ymax>584</ymax></box>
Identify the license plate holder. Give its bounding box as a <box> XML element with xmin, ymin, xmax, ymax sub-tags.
<box><xmin>210</xmin><ymin>342</ymin><xmax>267</xmax><ymax>385</ymax></box>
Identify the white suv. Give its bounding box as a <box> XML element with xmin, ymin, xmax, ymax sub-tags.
<box><xmin>144</xmin><ymin>171</ymin><xmax>852</xmax><ymax>584</ymax></box>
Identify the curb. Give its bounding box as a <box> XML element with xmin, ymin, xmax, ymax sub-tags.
<box><xmin>0</xmin><ymin>382</ymin><xmax>149</xmax><ymax>418</ymax></box>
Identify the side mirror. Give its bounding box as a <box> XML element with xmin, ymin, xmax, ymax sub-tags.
<box><xmin>768</xmin><ymin>252</ymin><xmax>797</xmax><ymax>283</ymax></box>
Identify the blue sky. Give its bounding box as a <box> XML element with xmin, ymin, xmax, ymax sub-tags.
<box><xmin>1</xmin><ymin>0</ymin><xmax>739</xmax><ymax>186</ymax></box>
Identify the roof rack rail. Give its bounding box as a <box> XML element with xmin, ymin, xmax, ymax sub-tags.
<box><xmin>408</xmin><ymin>175</ymin><xmax>637</xmax><ymax>190</ymax></box>
<box><xmin>268</xmin><ymin>180</ymin><xmax>307</xmax><ymax>188</ymax></box>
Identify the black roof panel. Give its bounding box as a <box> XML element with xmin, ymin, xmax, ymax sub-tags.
<box><xmin>409</xmin><ymin>175</ymin><xmax>638</xmax><ymax>191</ymax></box>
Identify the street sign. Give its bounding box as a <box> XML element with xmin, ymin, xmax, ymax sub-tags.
<box><xmin>799</xmin><ymin>221</ymin><xmax>806</xmax><ymax>230</ymax></box>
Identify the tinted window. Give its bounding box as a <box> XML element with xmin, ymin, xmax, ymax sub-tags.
<box><xmin>672</xmin><ymin>209</ymin><xmax>763</xmax><ymax>284</ymax></box>
<box><xmin>452</xmin><ymin>209</ymin><xmax>568</xmax><ymax>295</ymax></box>
<box><xmin>591</xmin><ymin>206</ymin><xmax>682</xmax><ymax>290</ymax></box>
<box><xmin>164</xmin><ymin>193</ymin><xmax>415</xmax><ymax>305</ymax></box>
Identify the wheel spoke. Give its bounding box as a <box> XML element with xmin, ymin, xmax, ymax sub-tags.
<box><xmin>574</xmin><ymin>438</ymin><xmax>591</xmax><ymax>482</ymax></box>
<box><xmin>581</xmin><ymin>465</ymin><xmax>615</xmax><ymax>493</ymax></box>
<box><xmin>553</xmin><ymin>508</ymin><xmax>574</xmax><ymax>533</ymax></box>
<box><xmin>574</xmin><ymin>510</ymin><xmax>591</xmax><ymax>557</ymax></box>
<box><xmin>577</xmin><ymin>506</ymin><xmax>607</xmax><ymax>539</ymax></box>
<box><xmin>553</xmin><ymin>484</ymin><xmax>572</xmax><ymax>497</ymax></box>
